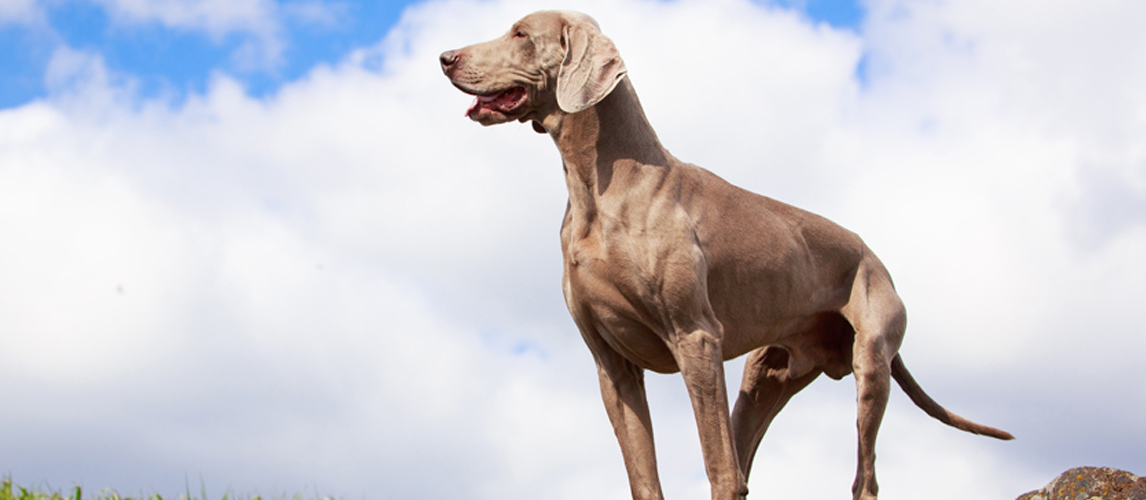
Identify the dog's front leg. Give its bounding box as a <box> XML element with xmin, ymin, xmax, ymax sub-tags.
<box><xmin>591</xmin><ymin>341</ymin><xmax>665</xmax><ymax>500</ymax></box>
<box><xmin>671</xmin><ymin>325</ymin><xmax>749</xmax><ymax>500</ymax></box>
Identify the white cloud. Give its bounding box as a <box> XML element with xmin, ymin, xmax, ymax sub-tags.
<box><xmin>56</xmin><ymin>0</ymin><xmax>346</xmax><ymax>71</ymax></box>
<box><xmin>92</xmin><ymin>0</ymin><xmax>277</xmax><ymax>34</ymax></box>
<box><xmin>1</xmin><ymin>0</ymin><xmax>1144</xmax><ymax>499</ymax></box>
<box><xmin>0</xmin><ymin>0</ymin><xmax>38</xmax><ymax>24</ymax></box>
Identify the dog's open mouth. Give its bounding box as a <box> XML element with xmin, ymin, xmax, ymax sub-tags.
<box><xmin>465</xmin><ymin>86</ymin><xmax>528</xmax><ymax>123</ymax></box>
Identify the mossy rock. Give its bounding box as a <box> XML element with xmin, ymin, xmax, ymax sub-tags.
<box><xmin>1018</xmin><ymin>467</ymin><xmax>1145</xmax><ymax>500</ymax></box>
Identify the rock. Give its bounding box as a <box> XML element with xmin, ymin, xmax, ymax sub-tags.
<box><xmin>1018</xmin><ymin>467</ymin><xmax>1146</xmax><ymax>500</ymax></box>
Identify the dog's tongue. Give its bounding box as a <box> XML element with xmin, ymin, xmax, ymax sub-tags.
<box><xmin>465</xmin><ymin>94</ymin><xmax>497</xmax><ymax>117</ymax></box>
<box><xmin>466</xmin><ymin>87</ymin><xmax>526</xmax><ymax>119</ymax></box>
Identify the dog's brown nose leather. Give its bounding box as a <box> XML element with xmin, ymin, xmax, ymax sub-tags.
<box><xmin>439</xmin><ymin>50</ymin><xmax>459</xmax><ymax>73</ymax></box>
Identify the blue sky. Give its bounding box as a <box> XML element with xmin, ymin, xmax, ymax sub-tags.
<box><xmin>1</xmin><ymin>1</ymin><xmax>410</xmax><ymax>107</ymax></box>
<box><xmin>0</xmin><ymin>0</ymin><xmax>863</xmax><ymax>109</ymax></box>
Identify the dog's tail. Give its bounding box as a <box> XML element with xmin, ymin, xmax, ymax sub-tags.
<box><xmin>891</xmin><ymin>354</ymin><xmax>1015</xmax><ymax>440</ymax></box>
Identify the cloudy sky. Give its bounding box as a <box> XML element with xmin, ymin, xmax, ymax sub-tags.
<box><xmin>1</xmin><ymin>0</ymin><xmax>1143</xmax><ymax>499</ymax></box>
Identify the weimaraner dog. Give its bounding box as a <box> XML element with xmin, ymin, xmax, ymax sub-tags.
<box><xmin>440</xmin><ymin>10</ymin><xmax>1013</xmax><ymax>500</ymax></box>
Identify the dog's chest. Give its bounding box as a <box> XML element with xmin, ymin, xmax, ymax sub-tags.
<box><xmin>559</xmin><ymin>216</ymin><xmax>708</xmax><ymax>373</ymax></box>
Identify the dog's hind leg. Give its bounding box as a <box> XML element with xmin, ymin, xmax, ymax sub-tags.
<box><xmin>842</xmin><ymin>258</ymin><xmax>907</xmax><ymax>500</ymax></box>
<box><xmin>730</xmin><ymin>346</ymin><xmax>821</xmax><ymax>479</ymax></box>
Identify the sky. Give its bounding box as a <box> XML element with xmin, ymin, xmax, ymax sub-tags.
<box><xmin>1</xmin><ymin>0</ymin><xmax>1144</xmax><ymax>499</ymax></box>
<box><xmin>0</xmin><ymin>0</ymin><xmax>861</xmax><ymax>108</ymax></box>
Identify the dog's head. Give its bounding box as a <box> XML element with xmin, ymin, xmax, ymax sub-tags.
<box><xmin>440</xmin><ymin>10</ymin><xmax>627</xmax><ymax>131</ymax></box>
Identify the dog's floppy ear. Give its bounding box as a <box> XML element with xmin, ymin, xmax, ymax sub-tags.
<box><xmin>556</xmin><ymin>22</ymin><xmax>627</xmax><ymax>114</ymax></box>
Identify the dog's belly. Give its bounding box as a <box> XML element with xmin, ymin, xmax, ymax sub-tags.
<box><xmin>709</xmin><ymin>273</ymin><xmax>855</xmax><ymax>360</ymax></box>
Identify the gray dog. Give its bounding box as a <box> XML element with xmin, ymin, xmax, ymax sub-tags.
<box><xmin>441</xmin><ymin>10</ymin><xmax>1012</xmax><ymax>500</ymax></box>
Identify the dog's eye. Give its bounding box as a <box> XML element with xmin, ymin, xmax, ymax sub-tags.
<box><xmin>513</xmin><ymin>30</ymin><xmax>528</xmax><ymax>39</ymax></box>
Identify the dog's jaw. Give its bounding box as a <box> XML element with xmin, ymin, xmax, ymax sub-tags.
<box><xmin>464</xmin><ymin>86</ymin><xmax>529</xmax><ymax>125</ymax></box>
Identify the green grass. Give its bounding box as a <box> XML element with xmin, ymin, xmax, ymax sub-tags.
<box><xmin>0</xmin><ymin>478</ymin><xmax>336</xmax><ymax>500</ymax></box>
<box><xmin>1</xmin><ymin>478</ymin><xmax>84</xmax><ymax>500</ymax></box>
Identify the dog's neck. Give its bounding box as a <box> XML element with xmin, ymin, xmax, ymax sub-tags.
<box><xmin>548</xmin><ymin>78</ymin><xmax>670</xmax><ymax>226</ymax></box>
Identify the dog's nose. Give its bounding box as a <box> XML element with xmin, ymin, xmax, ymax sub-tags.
<box><xmin>440</xmin><ymin>50</ymin><xmax>460</xmax><ymax>73</ymax></box>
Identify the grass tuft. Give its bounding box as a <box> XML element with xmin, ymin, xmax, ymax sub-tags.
<box><xmin>1</xmin><ymin>478</ymin><xmax>338</xmax><ymax>500</ymax></box>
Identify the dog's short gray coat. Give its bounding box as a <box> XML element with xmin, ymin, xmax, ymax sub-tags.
<box><xmin>441</xmin><ymin>11</ymin><xmax>1013</xmax><ymax>500</ymax></box>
